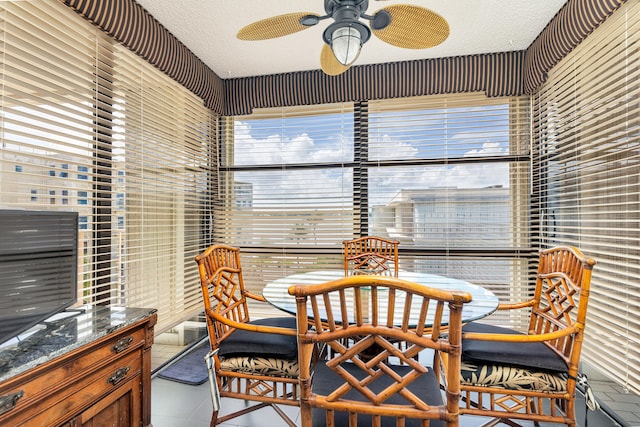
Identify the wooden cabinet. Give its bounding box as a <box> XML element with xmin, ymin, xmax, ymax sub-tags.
<box><xmin>0</xmin><ymin>307</ymin><xmax>157</xmax><ymax>427</ymax></box>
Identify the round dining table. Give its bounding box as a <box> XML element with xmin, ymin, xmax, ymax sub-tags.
<box><xmin>262</xmin><ymin>270</ymin><xmax>500</xmax><ymax>327</ymax></box>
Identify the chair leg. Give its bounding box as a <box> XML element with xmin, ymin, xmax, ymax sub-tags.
<box><xmin>271</xmin><ymin>403</ymin><xmax>298</xmax><ymax>427</ymax></box>
<box><xmin>215</xmin><ymin>401</ymin><xmax>271</xmax><ymax>425</ymax></box>
<box><xmin>210</xmin><ymin>410</ymin><xmax>218</xmax><ymax>427</ymax></box>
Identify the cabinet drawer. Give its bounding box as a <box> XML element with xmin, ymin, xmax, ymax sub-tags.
<box><xmin>0</xmin><ymin>326</ymin><xmax>146</xmax><ymax>423</ymax></box>
<box><xmin>2</xmin><ymin>349</ymin><xmax>142</xmax><ymax>426</ymax></box>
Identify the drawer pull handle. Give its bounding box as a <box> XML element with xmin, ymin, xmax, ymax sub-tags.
<box><xmin>108</xmin><ymin>366</ymin><xmax>131</xmax><ymax>386</ymax></box>
<box><xmin>0</xmin><ymin>390</ymin><xmax>24</xmax><ymax>415</ymax></box>
<box><xmin>111</xmin><ymin>336</ymin><xmax>134</xmax><ymax>353</ymax></box>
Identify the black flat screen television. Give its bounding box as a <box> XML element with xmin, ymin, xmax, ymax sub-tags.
<box><xmin>0</xmin><ymin>209</ymin><xmax>79</xmax><ymax>345</ymax></box>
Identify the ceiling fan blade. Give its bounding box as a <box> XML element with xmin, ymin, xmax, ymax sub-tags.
<box><xmin>371</xmin><ymin>5</ymin><xmax>449</xmax><ymax>49</ymax></box>
<box><xmin>320</xmin><ymin>44</ymin><xmax>351</xmax><ymax>76</ymax></box>
<box><xmin>237</xmin><ymin>12</ymin><xmax>319</xmax><ymax>40</ymax></box>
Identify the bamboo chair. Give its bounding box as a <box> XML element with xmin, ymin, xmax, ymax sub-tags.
<box><xmin>343</xmin><ymin>236</ymin><xmax>400</xmax><ymax>277</ymax></box>
<box><xmin>195</xmin><ymin>244</ymin><xmax>300</xmax><ymax>427</ymax></box>
<box><xmin>289</xmin><ymin>275</ymin><xmax>472</xmax><ymax>427</ymax></box>
<box><xmin>459</xmin><ymin>246</ymin><xmax>596</xmax><ymax>427</ymax></box>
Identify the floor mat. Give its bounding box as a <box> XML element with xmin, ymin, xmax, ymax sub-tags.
<box><xmin>157</xmin><ymin>339</ymin><xmax>210</xmax><ymax>385</ymax></box>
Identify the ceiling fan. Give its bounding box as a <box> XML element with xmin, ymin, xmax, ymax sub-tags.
<box><xmin>237</xmin><ymin>0</ymin><xmax>449</xmax><ymax>76</ymax></box>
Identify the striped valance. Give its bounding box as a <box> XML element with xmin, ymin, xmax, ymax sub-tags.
<box><xmin>61</xmin><ymin>0</ymin><xmax>225</xmax><ymax>114</ymax></box>
<box><xmin>523</xmin><ymin>0</ymin><xmax>626</xmax><ymax>94</ymax></box>
<box><xmin>224</xmin><ymin>51</ymin><xmax>525</xmax><ymax>116</ymax></box>
<box><xmin>61</xmin><ymin>0</ymin><xmax>626</xmax><ymax>115</ymax></box>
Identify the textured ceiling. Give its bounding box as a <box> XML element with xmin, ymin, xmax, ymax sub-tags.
<box><xmin>134</xmin><ymin>0</ymin><xmax>567</xmax><ymax>79</ymax></box>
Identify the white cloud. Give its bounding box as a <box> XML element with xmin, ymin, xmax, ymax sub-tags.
<box><xmin>369</xmin><ymin>134</ymin><xmax>418</xmax><ymax>160</ymax></box>
<box><xmin>235</xmin><ymin>121</ymin><xmax>350</xmax><ymax>165</ymax></box>
<box><xmin>464</xmin><ymin>141</ymin><xmax>505</xmax><ymax>156</ymax></box>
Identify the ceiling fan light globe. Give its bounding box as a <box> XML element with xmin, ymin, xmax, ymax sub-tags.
<box><xmin>331</xmin><ymin>26</ymin><xmax>361</xmax><ymax>66</ymax></box>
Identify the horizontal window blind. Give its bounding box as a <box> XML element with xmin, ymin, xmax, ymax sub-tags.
<box><xmin>220</xmin><ymin>94</ymin><xmax>533</xmax><ymax>314</ymax></box>
<box><xmin>110</xmin><ymin>43</ymin><xmax>216</xmax><ymax>334</ymax></box>
<box><xmin>368</xmin><ymin>95</ymin><xmax>526</xmax><ymax>160</ymax></box>
<box><xmin>368</xmin><ymin>94</ymin><xmax>533</xmax><ymax>326</ymax></box>
<box><xmin>218</xmin><ymin>105</ymin><xmax>355</xmax><ymax>293</ymax></box>
<box><xmin>0</xmin><ymin>1</ymin><xmax>216</xmax><ymax>336</ymax></box>
<box><xmin>532</xmin><ymin>1</ymin><xmax>640</xmax><ymax>394</ymax></box>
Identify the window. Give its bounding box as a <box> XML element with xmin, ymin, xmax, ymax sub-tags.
<box><xmin>77</xmin><ymin>189</ymin><xmax>88</xmax><ymax>205</ymax></box>
<box><xmin>14</xmin><ymin>165</ymin><xmax>22</xmax><ymax>172</ymax></box>
<box><xmin>367</xmin><ymin>96</ymin><xmax>526</xmax><ymax>250</ymax></box>
<box><xmin>366</xmin><ymin>95</ymin><xmax>532</xmax><ymax>316</ymax></box>
<box><xmin>219</xmin><ymin>95</ymin><xmax>531</xmax><ymax>305</ymax></box>
<box><xmin>217</xmin><ymin>104</ymin><xmax>354</xmax><ymax>290</ymax></box>
<box><xmin>116</xmin><ymin>193</ymin><xmax>125</xmax><ymax>210</ymax></box>
<box><xmin>77</xmin><ymin>166</ymin><xmax>89</xmax><ymax>180</ymax></box>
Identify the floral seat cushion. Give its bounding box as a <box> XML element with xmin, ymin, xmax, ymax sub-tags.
<box><xmin>217</xmin><ymin>316</ymin><xmax>299</xmax><ymax>378</ymax></box>
<box><xmin>220</xmin><ymin>355</ymin><xmax>299</xmax><ymax>378</ymax></box>
<box><xmin>461</xmin><ymin>322</ymin><xmax>569</xmax><ymax>392</ymax></box>
<box><xmin>461</xmin><ymin>360</ymin><xmax>567</xmax><ymax>392</ymax></box>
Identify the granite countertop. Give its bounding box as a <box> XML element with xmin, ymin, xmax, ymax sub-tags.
<box><xmin>0</xmin><ymin>305</ymin><xmax>157</xmax><ymax>384</ymax></box>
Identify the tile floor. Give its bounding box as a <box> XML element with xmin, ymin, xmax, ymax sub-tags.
<box><xmin>150</xmin><ymin>308</ymin><xmax>637</xmax><ymax>427</ymax></box>
<box><xmin>581</xmin><ymin>363</ymin><xmax>640</xmax><ymax>427</ymax></box>
<box><xmin>150</xmin><ymin>340</ymin><xmax>630</xmax><ymax>427</ymax></box>
<box><xmin>150</xmin><ymin>375</ymin><xmax>622</xmax><ymax>427</ymax></box>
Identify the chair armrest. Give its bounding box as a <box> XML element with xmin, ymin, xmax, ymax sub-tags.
<box><xmin>463</xmin><ymin>325</ymin><xmax>579</xmax><ymax>343</ymax></box>
<box><xmin>244</xmin><ymin>290</ymin><xmax>267</xmax><ymax>303</ymax></box>
<box><xmin>208</xmin><ymin>309</ymin><xmax>297</xmax><ymax>336</ymax></box>
<box><xmin>496</xmin><ymin>299</ymin><xmax>536</xmax><ymax>311</ymax></box>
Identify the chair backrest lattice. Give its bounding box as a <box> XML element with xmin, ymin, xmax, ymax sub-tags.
<box><xmin>195</xmin><ymin>244</ymin><xmax>251</xmax><ymax>346</ymax></box>
<box><xmin>530</xmin><ymin>246</ymin><xmax>596</xmax><ymax>367</ymax></box>
<box><xmin>290</xmin><ymin>275</ymin><xmax>471</xmax><ymax>426</ymax></box>
<box><xmin>343</xmin><ymin>236</ymin><xmax>400</xmax><ymax>277</ymax></box>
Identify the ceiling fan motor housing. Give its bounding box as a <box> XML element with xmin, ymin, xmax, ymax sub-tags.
<box><xmin>325</xmin><ymin>0</ymin><xmax>369</xmax><ymax>17</ymax></box>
